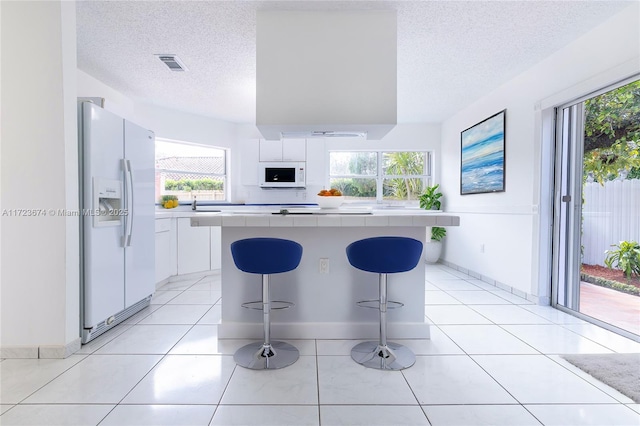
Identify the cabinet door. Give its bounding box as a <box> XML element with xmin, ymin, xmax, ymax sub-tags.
<box><xmin>169</xmin><ymin>219</ymin><xmax>178</xmax><ymax>277</ymax></box>
<box><xmin>155</xmin><ymin>218</ymin><xmax>177</xmax><ymax>283</ymax></box>
<box><xmin>282</xmin><ymin>138</ymin><xmax>306</xmax><ymax>161</ymax></box>
<box><xmin>177</xmin><ymin>218</ymin><xmax>211</xmax><ymax>275</ymax></box>
<box><xmin>259</xmin><ymin>139</ymin><xmax>283</xmax><ymax>161</ymax></box>
<box><xmin>155</xmin><ymin>220</ymin><xmax>172</xmax><ymax>283</ymax></box>
<box><xmin>210</xmin><ymin>226</ymin><xmax>221</xmax><ymax>270</ymax></box>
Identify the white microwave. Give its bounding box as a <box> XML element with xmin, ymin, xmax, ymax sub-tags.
<box><xmin>258</xmin><ymin>162</ymin><xmax>306</xmax><ymax>188</ymax></box>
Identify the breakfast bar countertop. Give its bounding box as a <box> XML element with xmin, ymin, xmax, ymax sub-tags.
<box><xmin>190</xmin><ymin>208</ymin><xmax>459</xmax><ymax>228</ymax></box>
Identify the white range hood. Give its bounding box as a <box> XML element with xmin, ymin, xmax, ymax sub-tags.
<box><xmin>256</xmin><ymin>10</ymin><xmax>397</xmax><ymax>141</ymax></box>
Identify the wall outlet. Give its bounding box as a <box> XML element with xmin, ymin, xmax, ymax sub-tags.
<box><xmin>480</xmin><ymin>243</ymin><xmax>485</xmax><ymax>253</ymax></box>
<box><xmin>319</xmin><ymin>258</ymin><xmax>329</xmax><ymax>274</ymax></box>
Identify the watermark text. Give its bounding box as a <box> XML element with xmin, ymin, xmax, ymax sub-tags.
<box><xmin>2</xmin><ymin>209</ymin><xmax>129</xmax><ymax>217</ymax></box>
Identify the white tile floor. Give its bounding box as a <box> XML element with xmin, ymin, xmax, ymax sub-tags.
<box><xmin>1</xmin><ymin>265</ymin><xmax>639</xmax><ymax>425</ymax></box>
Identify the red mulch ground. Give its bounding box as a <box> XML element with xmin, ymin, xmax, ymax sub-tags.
<box><xmin>581</xmin><ymin>264</ymin><xmax>640</xmax><ymax>290</ymax></box>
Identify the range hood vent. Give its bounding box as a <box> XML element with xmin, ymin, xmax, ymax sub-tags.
<box><xmin>313</xmin><ymin>131</ymin><xmax>366</xmax><ymax>138</ymax></box>
<box><xmin>282</xmin><ymin>131</ymin><xmax>367</xmax><ymax>139</ymax></box>
<box><xmin>256</xmin><ymin>11</ymin><xmax>397</xmax><ymax>140</ymax></box>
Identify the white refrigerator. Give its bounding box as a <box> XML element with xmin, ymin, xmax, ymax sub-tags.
<box><xmin>78</xmin><ymin>100</ymin><xmax>155</xmax><ymax>343</ymax></box>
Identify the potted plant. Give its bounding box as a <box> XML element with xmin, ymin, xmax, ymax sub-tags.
<box><xmin>419</xmin><ymin>184</ymin><xmax>443</xmax><ymax>210</ymax></box>
<box><xmin>419</xmin><ymin>184</ymin><xmax>446</xmax><ymax>262</ymax></box>
<box><xmin>424</xmin><ymin>226</ymin><xmax>446</xmax><ymax>263</ymax></box>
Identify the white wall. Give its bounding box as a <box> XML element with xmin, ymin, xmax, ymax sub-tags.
<box><xmin>234</xmin><ymin>123</ymin><xmax>441</xmax><ymax>204</ymax></box>
<box><xmin>78</xmin><ymin>70</ymin><xmax>237</xmax><ymax>149</ymax></box>
<box><xmin>78</xmin><ymin>70</ymin><xmax>239</xmax><ymax>201</ymax></box>
<box><xmin>440</xmin><ymin>3</ymin><xmax>640</xmax><ymax>300</ymax></box>
<box><xmin>1</xmin><ymin>1</ymin><xmax>80</xmax><ymax>356</ymax></box>
<box><xmin>135</xmin><ymin>102</ymin><xmax>239</xmax><ymax>200</ymax></box>
<box><xmin>77</xmin><ymin>70</ymin><xmax>136</xmax><ymax>119</ymax></box>
<box><xmin>134</xmin><ymin>103</ymin><xmax>237</xmax><ymax>149</ymax></box>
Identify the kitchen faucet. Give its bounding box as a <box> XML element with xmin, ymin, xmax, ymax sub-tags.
<box><xmin>192</xmin><ymin>196</ymin><xmax>197</xmax><ymax>211</ymax></box>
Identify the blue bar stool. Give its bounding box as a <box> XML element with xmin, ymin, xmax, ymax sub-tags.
<box><xmin>346</xmin><ymin>236</ymin><xmax>423</xmax><ymax>370</ymax></box>
<box><xmin>230</xmin><ymin>237</ymin><xmax>303</xmax><ymax>370</ymax></box>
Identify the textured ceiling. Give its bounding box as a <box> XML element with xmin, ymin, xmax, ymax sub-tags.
<box><xmin>76</xmin><ymin>0</ymin><xmax>633</xmax><ymax>124</ymax></box>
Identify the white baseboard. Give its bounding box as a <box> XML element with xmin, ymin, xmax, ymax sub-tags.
<box><xmin>441</xmin><ymin>260</ymin><xmax>539</xmax><ymax>304</ymax></box>
<box><xmin>0</xmin><ymin>346</ymin><xmax>38</xmax><ymax>359</ymax></box>
<box><xmin>0</xmin><ymin>338</ymin><xmax>81</xmax><ymax>359</ymax></box>
<box><xmin>39</xmin><ymin>338</ymin><xmax>82</xmax><ymax>359</ymax></box>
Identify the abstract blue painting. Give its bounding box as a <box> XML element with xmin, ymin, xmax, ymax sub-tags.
<box><xmin>460</xmin><ymin>110</ymin><xmax>506</xmax><ymax>194</ymax></box>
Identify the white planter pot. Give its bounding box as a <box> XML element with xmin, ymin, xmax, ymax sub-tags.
<box><xmin>424</xmin><ymin>240</ymin><xmax>442</xmax><ymax>264</ymax></box>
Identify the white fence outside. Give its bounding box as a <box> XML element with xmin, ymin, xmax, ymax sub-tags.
<box><xmin>582</xmin><ymin>179</ymin><xmax>640</xmax><ymax>266</ymax></box>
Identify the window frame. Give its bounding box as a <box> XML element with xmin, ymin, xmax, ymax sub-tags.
<box><xmin>155</xmin><ymin>138</ymin><xmax>229</xmax><ymax>204</ymax></box>
<box><xmin>327</xmin><ymin>150</ymin><xmax>434</xmax><ymax>204</ymax></box>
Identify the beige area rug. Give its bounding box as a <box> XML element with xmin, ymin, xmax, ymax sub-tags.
<box><xmin>561</xmin><ymin>353</ymin><xmax>640</xmax><ymax>403</ymax></box>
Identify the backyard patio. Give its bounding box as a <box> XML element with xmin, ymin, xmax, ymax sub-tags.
<box><xmin>580</xmin><ymin>281</ymin><xmax>640</xmax><ymax>336</ymax></box>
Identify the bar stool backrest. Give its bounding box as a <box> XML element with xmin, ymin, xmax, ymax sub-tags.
<box><xmin>346</xmin><ymin>236</ymin><xmax>423</xmax><ymax>274</ymax></box>
<box><xmin>231</xmin><ymin>237</ymin><xmax>303</xmax><ymax>274</ymax></box>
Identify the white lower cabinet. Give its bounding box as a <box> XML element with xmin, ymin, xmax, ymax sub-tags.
<box><xmin>210</xmin><ymin>225</ymin><xmax>222</xmax><ymax>270</ymax></box>
<box><xmin>177</xmin><ymin>217</ymin><xmax>211</xmax><ymax>275</ymax></box>
<box><xmin>156</xmin><ymin>217</ymin><xmax>222</xmax><ymax>282</ymax></box>
<box><xmin>155</xmin><ymin>218</ymin><xmax>177</xmax><ymax>283</ymax></box>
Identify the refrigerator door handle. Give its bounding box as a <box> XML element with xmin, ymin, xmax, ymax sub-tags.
<box><xmin>126</xmin><ymin>159</ymin><xmax>134</xmax><ymax>247</ymax></box>
<box><xmin>122</xmin><ymin>159</ymin><xmax>134</xmax><ymax>247</ymax></box>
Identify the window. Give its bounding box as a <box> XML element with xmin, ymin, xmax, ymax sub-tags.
<box><xmin>328</xmin><ymin>151</ymin><xmax>432</xmax><ymax>203</ymax></box>
<box><xmin>155</xmin><ymin>139</ymin><xmax>228</xmax><ymax>203</ymax></box>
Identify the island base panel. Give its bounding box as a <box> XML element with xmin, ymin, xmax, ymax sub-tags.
<box><xmin>220</xmin><ymin>226</ymin><xmax>430</xmax><ymax>339</ymax></box>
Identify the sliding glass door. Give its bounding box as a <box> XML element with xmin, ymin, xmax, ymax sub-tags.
<box><xmin>552</xmin><ymin>78</ymin><xmax>640</xmax><ymax>339</ymax></box>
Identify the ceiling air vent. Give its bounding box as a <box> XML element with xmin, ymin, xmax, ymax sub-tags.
<box><xmin>155</xmin><ymin>54</ymin><xmax>188</xmax><ymax>72</ymax></box>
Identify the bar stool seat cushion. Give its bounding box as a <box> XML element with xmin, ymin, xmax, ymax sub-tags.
<box><xmin>346</xmin><ymin>236</ymin><xmax>423</xmax><ymax>274</ymax></box>
<box><xmin>231</xmin><ymin>237</ymin><xmax>303</xmax><ymax>274</ymax></box>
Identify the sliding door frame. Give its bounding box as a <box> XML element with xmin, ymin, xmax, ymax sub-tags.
<box><xmin>551</xmin><ymin>103</ymin><xmax>584</xmax><ymax>311</ymax></box>
<box><xmin>549</xmin><ymin>74</ymin><xmax>640</xmax><ymax>342</ymax></box>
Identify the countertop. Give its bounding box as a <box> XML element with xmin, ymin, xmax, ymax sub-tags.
<box><xmin>183</xmin><ymin>206</ymin><xmax>459</xmax><ymax>228</ymax></box>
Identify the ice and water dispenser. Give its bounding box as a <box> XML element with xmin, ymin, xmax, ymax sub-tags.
<box><xmin>93</xmin><ymin>178</ymin><xmax>123</xmax><ymax>227</ymax></box>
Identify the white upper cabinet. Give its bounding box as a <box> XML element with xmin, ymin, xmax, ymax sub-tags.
<box><xmin>282</xmin><ymin>139</ymin><xmax>307</xmax><ymax>161</ymax></box>
<box><xmin>258</xmin><ymin>139</ymin><xmax>283</xmax><ymax>161</ymax></box>
<box><xmin>259</xmin><ymin>138</ymin><xmax>306</xmax><ymax>162</ymax></box>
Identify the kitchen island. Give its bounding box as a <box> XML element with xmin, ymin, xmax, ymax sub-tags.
<box><xmin>191</xmin><ymin>208</ymin><xmax>459</xmax><ymax>340</ymax></box>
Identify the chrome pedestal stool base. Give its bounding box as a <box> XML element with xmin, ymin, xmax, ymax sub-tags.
<box><xmin>351</xmin><ymin>341</ymin><xmax>416</xmax><ymax>370</ymax></box>
<box><xmin>234</xmin><ymin>341</ymin><xmax>299</xmax><ymax>370</ymax></box>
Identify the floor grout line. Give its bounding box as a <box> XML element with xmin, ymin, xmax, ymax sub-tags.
<box><xmin>2</xmin><ymin>268</ymin><xmax>639</xmax><ymax>425</ymax></box>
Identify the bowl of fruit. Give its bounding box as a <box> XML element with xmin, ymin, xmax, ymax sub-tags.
<box><xmin>161</xmin><ymin>195</ymin><xmax>179</xmax><ymax>209</ymax></box>
<box><xmin>317</xmin><ymin>188</ymin><xmax>345</xmax><ymax>209</ymax></box>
